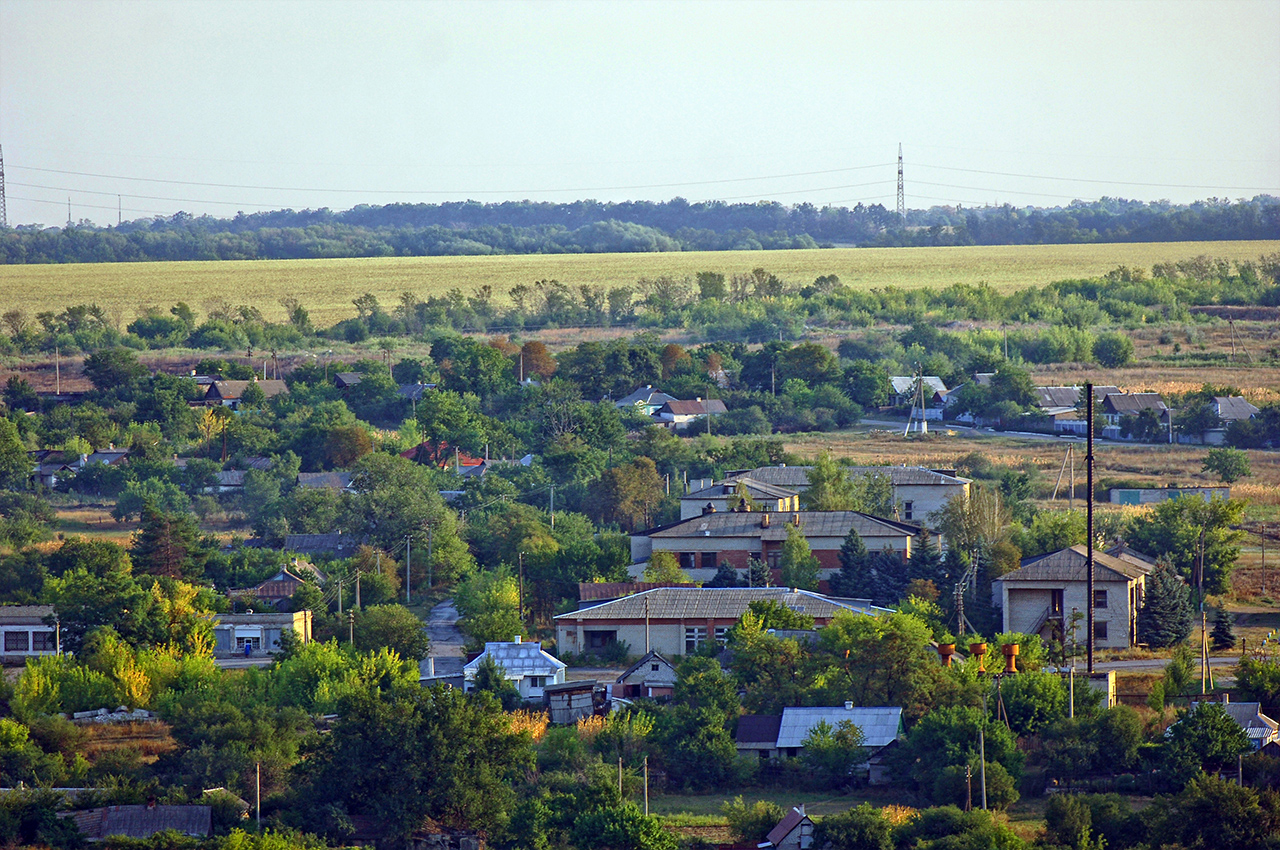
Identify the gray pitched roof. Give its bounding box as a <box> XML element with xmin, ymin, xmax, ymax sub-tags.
<box><xmin>1214</xmin><ymin>396</ymin><xmax>1260</xmax><ymax>421</ymax></box>
<box><xmin>1035</xmin><ymin>386</ymin><xmax>1083</xmax><ymax>409</ymax></box>
<box><xmin>616</xmin><ymin>650</ymin><xmax>675</xmax><ymax>684</ymax></box>
<box><xmin>890</xmin><ymin>376</ymin><xmax>947</xmax><ymax>395</ymax></box>
<box><xmin>684</xmin><ymin>477</ymin><xmax>799</xmax><ymax>501</ymax></box>
<box><xmin>207</xmin><ymin>380</ymin><xmax>288</xmax><ymax>400</ymax></box>
<box><xmin>1102</xmin><ymin>392</ymin><xmax>1167</xmax><ymax>415</ymax></box>
<box><xmin>737</xmin><ymin>715</ymin><xmax>783</xmax><ymax>745</ymax></box>
<box><xmin>555</xmin><ymin>587</ymin><xmax>891</xmax><ymax>623</ymax></box>
<box><xmin>766</xmin><ymin>807</ymin><xmax>811</xmax><ymax>847</ymax></box>
<box><xmin>296</xmin><ymin>471</ymin><xmax>354</xmax><ymax>491</ymax></box>
<box><xmin>463</xmin><ymin>641</ymin><xmax>565</xmax><ymax>678</ymax></box>
<box><xmin>62</xmin><ymin>805</ymin><xmax>211</xmax><ymax>840</ymax></box>
<box><xmin>1005</xmin><ymin>545</ymin><xmax>1149</xmax><ymax>583</ymax></box>
<box><xmin>646</xmin><ymin>510</ymin><xmax>921</xmax><ymax>541</ymax></box>
<box><xmin>614</xmin><ymin>386</ymin><xmax>676</xmax><ymax>408</ymax></box>
<box><xmin>776</xmin><ymin>706</ymin><xmax>904</xmax><ymax>749</ymax></box>
<box><xmin>283</xmin><ymin>532</ymin><xmax>362</xmax><ymax>559</ymax></box>
<box><xmin>660</xmin><ymin>399</ymin><xmax>728</xmax><ymax>416</ymax></box>
<box><xmin>0</xmin><ymin>605</ymin><xmax>55</xmax><ymax>625</ymax></box>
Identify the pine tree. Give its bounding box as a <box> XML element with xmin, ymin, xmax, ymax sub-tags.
<box><xmin>830</xmin><ymin>527</ymin><xmax>870</xmax><ymax>598</ymax></box>
<box><xmin>907</xmin><ymin>532</ymin><xmax>947</xmax><ymax>588</ymax></box>
<box><xmin>131</xmin><ymin>501</ymin><xmax>205</xmax><ymax>579</ymax></box>
<box><xmin>705</xmin><ymin>561</ymin><xmax>741</xmax><ymax>588</ymax></box>
<box><xmin>1138</xmin><ymin>562</ymin><xmax>1194</xmax><ymax>648</ymax></box>
<box><xmin>1211</xmin><ymin>608</ymin><xmax>1236</xmax><ymax>650</ymax></box>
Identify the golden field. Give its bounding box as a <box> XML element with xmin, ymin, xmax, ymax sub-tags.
<box><xmin>3</xmin><ymin>239</ymin><xmax>1278</xmax><ymax>326</ymax></box>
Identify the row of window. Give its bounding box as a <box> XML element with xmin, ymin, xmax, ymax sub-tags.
<box><xmin>3</xmin><ymin>631</ymin><xmax>56</xmax><ymax>652</ymax></box>
<box><xmin>685</xmin><ymin>626</ymin><xmax>731</xmax><ymax>654</ymax></box>
<box><xmin>1049</xmin><ymin>589</ymin><xmax>1111</xmax><ymax>614</ymax></box>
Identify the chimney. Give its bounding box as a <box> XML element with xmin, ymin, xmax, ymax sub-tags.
<box><xmin>792</xmin><ymin>513</ymin><xmax>800</xmax><ymax>527</ymax></box>
<box><xmin>844</xmin><ymin>701</ymin><xmax>853</xmax><ymax>710</ymax></box>
<box><xmin>513</xmin><ymin>635</ymin><xmax>522</xmax><ymax>644</ymax></box>
<box><xmin>703</xmin><ymin>503</ymin><xmax>715</xmax><ymax>516</ymax></box>
<box><xmin>761</xmin><ymin>513</ymin><xmax>770</xmax><ymax>528</ymax></box>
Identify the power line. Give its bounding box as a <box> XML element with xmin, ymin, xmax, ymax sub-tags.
<box><xmin>913</xmin><ymin>162</ymin><xmax>1280</xmax><ymax>193</ymax></box>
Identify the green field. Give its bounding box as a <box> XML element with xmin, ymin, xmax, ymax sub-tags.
<box><xmin>3</xmin><ymin>240</ymin><xmax>1278</xmax><ymax>326</ymax></box>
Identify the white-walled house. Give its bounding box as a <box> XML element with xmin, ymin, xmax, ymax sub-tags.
<box><xmin>724</xmin><ymin>465</ymin><xmax>971</xmax><ymax>525</ymax></box>
<box><xmin>0</xmin><ymin>605</ymin><xmax>58</xmax><ymax>660</ymax></box>
<box><xmin>994</xmin><ymin>546</ymin><xmax>1149</xmax><ymax>649</ymax></box>
<box><xmin>463</xmin><ymin>638</ymin><xmax>567</xmax><ymax>701</ymax></box>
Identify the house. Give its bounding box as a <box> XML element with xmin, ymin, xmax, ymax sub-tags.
<box><xmin>462</xmin><ymin>637</ymin><xmax>566</xmax><ymax>701</ymax></box>
<box><xmin>993</xmin><ymin>545</ymin><xmax>1150</xmax><ymax>649</ymax></box>
<box><xmin>333</xmin><ymin>372</ymin><xmax>364</xmax><ymax>389</ymax></box>
<box><xmin>295</xmin><ymin>471</ymin><xmax>355</xmax><ymax>493</ymax></box>
<box><xmin>59</xmin><ymin>805</ymin><xmax>211</xmax><ymax>841</ymax></box>
<box><xmin>554</xmin><ymin>587</ymin><xmax>890</xmax><ymax>659</ymax></box>
<box><xmin>0</xmin><ymin>605</ymin><xmax>59</xmax><ymax>660</ymax></box>
<box><xmin>229</xmin><ymin>563</ymin><xmax>326</xmax><ymax>609</ymax></box>
<box><xmin>629</xmin><ymin>510</ymin><xmax>922</xmax><ymax>587</ymax></box>
<box><xmin>205</xmin><ymin>380</ymin><xmax>289</xmax><ymax>409</ymax></box>
<box><xmin>283</xmin><ymin>532</ymin><xmax>363</xmax><ymax>560</ymax></box>
<box><xmin>680</xmin><ymin>478</ymin><xmax>801</xmax><ymax>519</ymax></box>
<box><xmin>211</xmin><ymin>611</ymin><xmax>312</xmax><ymax>656</ymax></box>
<box><xmin>397</xmin><ymin>383</ymin><xmax>436</xmax><ymax>404</ymax></box>
<box><xmin>614</xmin><ymin>385</ymin><xmax>677</xmax><ymax>416</ymax></box>
<box><xmin>1109</xmin><ymin>486</ymin><xmax>1230</xmax><ymax>506</ymax></box>
<box><xmin>761</xmin><ymin>806</ymin><xmax>815</xmax><ymax>850</ymax></box>
<box><xmin>615</xmin><ymin>650</ymin><xmax>677</xmax><ymax>699</ymax></box>
<box><xmin>1099</xmin><ymin>392</ymin><xmax>1168</xmax><ymax>427</ymax></box>
<box><xmin>889</xmin><ymin>376</ymin><xmax>947</xmax><ymax>407</ymax></box>
<box><xmin>1213</xmin><ymin>396</ymin><xmax>1260</xmax><ymax>422</ymax></box>
<box><xmin>653</xmin><ymin>398</ymin><xmax>728</xmax><ymax>430</ymax></box>
<box><xmin>1220</xmin><ymin>695</ymin><xmax>1280</xmax><ymax>750</ymax></box>
<box><xmin>736</xmin><ymin>704</ymin><xmax>905</xmax><ymax>784</ymax></box>
<box><xmin>724</xmin><ymin>465</ymin><xmax>971</xmax><ymax>524</ymax></box>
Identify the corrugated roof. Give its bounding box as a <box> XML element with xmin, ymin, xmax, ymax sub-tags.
<box><xmin>207</xmin><ymin>380</ymin><xmax>288</xmax><ymax>400</ymax></box>
<box><xmin>647</xmin><ymin>510</ymin><xmax>920</xmax><ymax>540</ymax></box>
<box><xmin>1005</xmin><ymin>545</ymin><xmax>1149</xmax><ymax>583</ymax></box>
<box><xmin>1102</xmin><ymin>393</ymin><xmax>1167</xmax><ymax>414</ymax></box>
<box><xmin>776</xmin><ymin>706</ymin><xmax>903</xmax><ymax>749</ymax></box>
<box><xmin>1224</xmin><ymin>702</ymin><xmax>1279</xmax><ymax>733</ymax></box>
<box><xmin>555</xmin><ymin>587</ymin><xmax>891</xmax><ymax>623</ymax></box>
<box><xmin>615</xmin><ymin>386</ymin><xmax>676</xmax><ymax>408</ymax></box>
<box><xmin>0</xmin><ymin>605</ymin><xmax>55</xmax><ymax>625</ymax></box>
<box><xmin>1214</xmin><ymin>396</ymin><xmax>1260</xmax><ymax>421</ymax></box>
<box><xmin>62</xmin><ymin>805</ymin><xmax>211</xmax><ymax>840</ymax></box>
<box><xmin>296</xmin><ymin>471</ymin><xmax>354</xmax><ymax>491</ymax></box>
<box><xmin>578</xmin><ymin>582</ymin><xmax>694</xmax><ymax>602</ymax></box>
<box><xmin>463</xmin><ymin>641</ymin><xmax>565</xmax><ymax>678</ymax></box>
<box><xmin>684</xmin><ymin>477</ymin><xmax>799</xmax><ymax>501</ymax></box>
<box><xmin>1035</xmin><ymin>386</ymin><xmax>1082</xmax><ymax>409</ymax></box>
<box><xmin>736</xmin><ymin>715</ymin><xmax>783</xmax><ymax>744</ymax></box>
<box><xmin>661</xmin><ymin>399</ymin><xmax>727</xmax><ymax>416</ymax></box>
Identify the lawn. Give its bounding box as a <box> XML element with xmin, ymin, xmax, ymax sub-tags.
<box><xmin>3</xmin><ymin>239</ymin><xmax>1276</xmax><ymax>326</ymax></box>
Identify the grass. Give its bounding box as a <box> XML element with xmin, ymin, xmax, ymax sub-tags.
<box><xmin>2</xmin><ymin>240</ymin><xmax>1277</xmax><ymax>326</ymax></box>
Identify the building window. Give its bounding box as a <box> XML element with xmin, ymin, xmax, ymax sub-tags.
<box><xmin>1094</xmin><ymin>621</ymin><xmax>1108</xmax><ymax>641</ymax></box>
<box><xmin>1050</xmin><ymin>589</ymin><xmax>1064</xmax><ymax>615</ymax></box>
<box><xmin>902</xmin><ymin>501</ymin><xmax>914</xmax><ymax>521</ymax></box>
<box><xmin>685</xmin><ymin>626</ymin><xmax>707</xmax><ymax>654</ymax></box>
<box><xmin>32</xmin><ymin>631</ymin><xmax>55</xmax><ymax>652</ymax></box>
<box><xmin>527</xmin><ymin>677</ymin><xmax>545</xmax><ymax>689</ymax></box>
<box><xmin>236</xmin><ymin>637</ymin><xmax>261</xmax><ymax>651</ymax></box>
<box><xmin>1093</xmin><ymin>590</ymin><xmax>1108</xmax><ymax>609</ymax></box>
<box><xmin>714</xmin><ymin>626</ymin><xmax>730</xmax><ymax>645</ymax></box>
<box><xmin>4</xmin><ymin>631</ymin><xmax>28</xmax><ymax>652</ymax></box>
<box><xmin>587</xmin><ymin>631</ymin><xmax>617</xmax><ymax>649</ymax></box>
<box><xmin>679</xmin><ymin>552</ymin><xmax>696</xmax><ymax>570</ymax></box>
<box><xmin>766</xmin><ymin>549</ymin><xmax>781</xmax><ymax>569</ymax></box>
<box><xmin>701</xmin><ymin>552</ymin><xmax>717</xmax><ymax>570</ymax></box>
<box><xmin>650</xmin><ymin>663</ymin><xmax>661</xmax><ymax>672</ymax></box>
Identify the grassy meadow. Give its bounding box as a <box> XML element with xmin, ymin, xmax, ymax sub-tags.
<box><xmin>4</xmin><ymin>240</ymin><xmax>1279</xmax><ymax>326</ymax></box>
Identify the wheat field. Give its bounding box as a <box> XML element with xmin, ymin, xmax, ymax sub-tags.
<box><xmin>3</xmin><ymin>240</ymin><xmax>1277</xmax><ymax>326</ymax></box>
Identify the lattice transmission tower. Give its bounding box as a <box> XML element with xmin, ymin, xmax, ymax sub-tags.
<box><xmin>0</xmin><ymin>144</ymin><xmax>7</xmax><ymax>228</ymax></box>
<box><xmin>896</xmin><ymin>143</ymin><xmax>905</xmax><ymax>225</ymax></box>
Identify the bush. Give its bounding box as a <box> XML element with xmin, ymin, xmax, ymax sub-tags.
<box><xmin>813</xmin><ymin>803</ymin><xmax>892</xmax><ymax>850</ymax></box>
<box><xmin>722</xmin><ymin>797</ymin><xmax>785</xmax><ymax>845</ymax></box>
<box><xmin>1093</xmin><ymin>332</ymin><xmax>1135</xmax><ymax>367</ymax></box>
<box><xmin>932</xmin><ymin>759</ymin><xmax>1019</xmax><ymax>809</ymax></box>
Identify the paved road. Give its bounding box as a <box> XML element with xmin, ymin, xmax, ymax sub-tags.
<box><xmin>214</xmin><ymin>655</ymin><xmax>273</xmax><ymax>669</ymax></box>
<box><xmin>1092</xmin><ymin>656</ymin><xmax>1238</xmax><ymax>674</ymax></box>
<box><xmin>422</xmin><ymin>598</ymin><xmax>465</xmax><ymax>678</ymax></box>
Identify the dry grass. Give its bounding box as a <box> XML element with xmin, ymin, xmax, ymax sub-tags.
<box><xmin>80</xmin><ymin>721</ymin><xmax>178</xmax><ymax>765</ymax></box>
<box><xmin>3</xmin><ymin>240</ymin><xmax>1277</xmax><ymax>326</ymax></box>
<box><xmin>508</xmin><ymin>710</ymin><xmax>550</xmax><ymax>743</ymax></box>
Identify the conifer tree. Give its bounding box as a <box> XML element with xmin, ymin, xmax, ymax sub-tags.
<box><xmin>831</xmin><ymin>527</ymin><xmax>870</xmax><ymax>598</ymax></box>
<box><xmin>1210</xmin><ymin>608</ymin><xmax>1236</xmax><ymax>650</ymax></box>
<box><xmin>1138</xmin><ymin>562</ymin><xmax>1194</xmax><ymax>648</ymax></box>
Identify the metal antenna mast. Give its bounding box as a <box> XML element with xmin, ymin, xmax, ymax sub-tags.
<box><xmin>896</xmin><ymin>143</ymin><xmax>905</xmax><ymax>224</ymax></box>
<box><xmin>0</xmin><ymin>145</ymin><xmax>7</xmax><ymax>228</ymax></box>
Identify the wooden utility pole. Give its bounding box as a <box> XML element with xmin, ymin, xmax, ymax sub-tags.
<box><xmin>1086</xmin><ymin>383</ymin><xmax>1095</xmax><ymax>674</ymax></box>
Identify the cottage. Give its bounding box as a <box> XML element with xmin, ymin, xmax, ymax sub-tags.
<box><xmin>283</xmin><ymin>531</ymin><xmax>363</xmax><ymax>560</ymax></box>
<box><xmin>0</xmin><ymin>605</ymin><xmax>58</xmax><ymax>660</ymax></box>
<box><xmin>724</xmin><ymin>465</ymin><xmax>970</xmax><ymax>524</ymax></box>
<box><xmin>463</xmin><ymin>637</ymin><xmax>566</xmax><ymax>701</ymax></box>
<box><xmin>761</xmin><ymin>806</ymin><xmax>815</xmax><ymax>850</ymax></box>
<box><xmin>554</xmin><ymin>587</ymin><xmax>889</xmax><ymax>659</ymax></box>
<box><xmin>680</xmin><ymin>478</ymin><xmax>801</xmax><ymax>519</ymax></box>
<box><xmin>59</xmin><ymin>805</ymin><xmax>211</xmax><ymax>841</ymax></box>
<box><xmin>333</xmin><ymin>372</ymin><xmax>364</xmax><ymax>389</ymax></box>
<box><xmin>205</xmin><ymin>380</ymin><xmax>288</xmax><ymax>409</ymax></box>
<box><xmin>615</xmin><ymin>650</ymin><xmax>677</xmax><ymax>699</ymax></box>
<box><xmin>211</xmin><ymin>611</ymin><xmax>312</xmax><ymax>656</ymax></box>
<box><xmin>653</xmin><ymin>398</ymin><xmax>728</xmax><ymax>430</ymax></box>
<box><xmin>1100</xmin><ymin>392</ymin><xmax>1168</xmax><ymax>429</ymax></box>
<box><xmin>630</xmin><ymin>510</ymin><xmax>921</xmax><ymax>587</ymax></box>
<box><xmin>613</xmin><ymin>385</ymin><xmax>677</xmax><ymax>416</ymax></box>
<box><xmin>1213</xmin><ymin>396</ymin><xmax>1260</xmax><ymax>422</ymax></box>
<box><xmin>994</xmin><ymin>545</ymin><xmax>1150</xmax><ymax>649</ymax></box>
<box><xmin>736</xmin><ymin>704</ymin><xmax>905</xmax><ymax>784</ymax></box>
<box><xmin>1220</xmin><ymin>696</ymin><xmax>1280</xmax><ymax>750</ymax></box>
<box><xmin>229</xmin><ymin>564</ymin><xmax>326</xmax><ymax>610</ymax></box>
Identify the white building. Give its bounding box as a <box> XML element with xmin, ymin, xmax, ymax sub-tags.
<box><xmin>0</xmin><ymin>605</ymin><xmax>58</xmax><ymax>660</ymax></box>
<box><xmin>724</xmin><ymin>465</ymin><xmax>970</xmax><ymax>525</ymax></box>
<box><xmin>463</xmin><ymin>637</ymin><xmax>567</xmax><ymax>701</ymax></box>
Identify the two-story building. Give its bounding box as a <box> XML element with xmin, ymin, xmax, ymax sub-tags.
<box><xmin>722</xmin><ymin>465</ymin><xmax>970</xmax><ymax>524</ymax></box>
<box><xmin>679</xmin><ymin>477</ymin><xmax>801</xmax><ymax>519</ymax></box>
<box><xmin>993</xmin><ymin>545</ymin><xmax>1150</xmax><ymax>649</ymax></box>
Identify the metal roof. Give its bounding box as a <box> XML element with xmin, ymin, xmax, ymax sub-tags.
<box><xmin>766</xmin><ymin>807</ymin><xmax>810</xmax><ymax>847</ymax></box>
<box><xmin>890</xmin><ymin>376</ymin><xmax>947</xmax><ymax>395</ymax></box>
<box><xmin>0</xmin><ymin>605</ymin><xmax>55</xmax><ymax>625</ymax></box>
<box><xmin>555</xmin><ymin>587</ymin><xmax>891</xmax><ymax>624</ymax></box>
<box><xmin>660</xmin><ymin>399</ymin><xmax>728</xmax><ymax>416</ymax></box>
<box><xmin>736</xmin><ymin>714</ymin><xmax>783</xmax><ymax>744</ymax></box>
<box><xmin>1102</xmin><ymin>393</ymin><xmax>1167</xmax><ymax>414</ymax></box>
<box><xmin>61</xmin><ymin>806</ymin><xmax>211</xmax><ymax>840</ymax></box>
<box><xmin>295</xmin><ymin>472</ymin><xmax>354</xmax><ymax>491</ymax></box>
<box><xmin>614</xmin><ymin>386</ymin><xmax>676</xmax><ymax>408</ymax></box>
<box><xmin>646</xmin><ymin>510</ymin><xmax>920</xmax><ymax>540</ymax></box>
<box><xmin>206</xmin><ymin>380</ymin><xmax>289</xmax><ymax>400</ymax></box>
<box><xmin>726</xmin><ymin>465</ymin><xmax>970</xmax><ymax>489</ymax></box>
<box><xmin>684</xmin><ymin>477</ymin><xmax>799</xmax><ymax>501</ymax></box>
<box><xmin>463</xmin><ymin>641</ymin><xmax>566</xmax><ymax>679</ymax></box>
<box><xmin>1003</xmin><ymin>545</ymin><xmax>1149</xmax><ymax>584</ymax></box>
<box><xmin>775</xmin><ymin>706</ymin><xmax>904</xmax><ymax>749</ymax></box>
<box><xmin>1214</xmin><ymin>396</ymin><xmax>1260</xmax><ymax>421</ymax></box>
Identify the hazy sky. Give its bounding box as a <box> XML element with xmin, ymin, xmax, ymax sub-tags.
<box><xmin>2</xmin><ymin>0</ymin><xmax>1277</xmax><ymax>227</ymax></box>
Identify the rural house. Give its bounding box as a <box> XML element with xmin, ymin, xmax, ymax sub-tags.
<box><xmin>736</xmin><ymin>704</ymin><xmax>904</xmax><ymax>783</ymax></box>
<box><xmin>205</xmin><ymin>380</ymin><xmax>289</xmax><ymax>409</ymax></box>
<box><xmin>628</xmin><ymin>510</ymin><xmax>922</xmax><ymax>586</ymax></box>
<box><xmin>554</xmin><ymin>587</ymin><xmax>889</xmax><ymax>658</ymax></box>
<box><xmin>614</xmin><ymin>650</ymin><xmax>677</xmax><ymax>699</ymax></box>
<box><xmin>613</xmin><ymin>385</ymin><xmax>677</xmax><ymax>416</ymax></box>
<box><xmin>653</xmin><ymin>398</ymin><xmax>728</xmax><ymax>430</ymax></box>
<box><xmin>211</xmin><ymin>610</ymin><xmax>312</xmax><ymax>656</ymax></box>
<box><xmin>760</xmin><ymin>806</ymin><xmax>815</xmax><ymax>850</ymax></box>
<box><xmin>462</xmin><ymin>637</ymin><xmax>567</xmax><ymax>701</ymax></box>
<box><xmin>993</xmin><ymin>545</ymin><xmax>1150</xmax><ymax>649</ymax></box>
<box><xmin>723</xmin><ymin>464</ymin><xmax>971</xmax><ymax>524</ymax></box>
<box><xmin>0</xmin><ymin>605</ymin><xmax>59</xmax><ymax>660</ymax></box>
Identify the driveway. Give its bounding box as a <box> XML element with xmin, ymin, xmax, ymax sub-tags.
<box><xmin>422</xmin><ymin>598</ymin><xmax>465</xmax><ymax>677</ymax></box>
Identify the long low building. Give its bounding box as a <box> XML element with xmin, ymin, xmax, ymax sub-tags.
<box><xmin>0</xmin><ymin>605</ymin><xmax>58</xmax><ymax>661</ymax></box>
<box><xmin>212</xmin><ymin>611</ymin><xmax>312</xmax><ymax>656</ymax></box>
<box><xmin>554</xmin><ymin>586</ymin><xmax>890</xmax><ymax>658</ymax></box>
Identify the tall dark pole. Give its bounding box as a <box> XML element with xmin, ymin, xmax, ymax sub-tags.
<box><xmin>1086</xmin><ymin>383</ymin><xmax>1095</xmax><ymax>674</ymax></box>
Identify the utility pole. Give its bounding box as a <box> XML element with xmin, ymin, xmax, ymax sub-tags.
<box><xmin>0</xmin><ymin>144</ymin><xmax>8</xmax><ymax>228</ymax></box>
<box><xmin>349</xmin><ymin>610</ymin><xmax>355</xmax><ymax>644</ymax></box>
<box><xmin>896</xmin><ymin>143</ymin><xmax>905</xmax><ymax>225</ymax></box>
<box><xmin>405</xmin><ymin>535</ymin><xmax>411</xmax><ymax>604</ymax></box>
<box><xmin>518</xmin><ymin>552</ymin><xmax>525</xmax><ymax>629</ymax></box>
<box><xmin>1086</xmin><ymin>383</ymin><xmax>1095</xmax><ymax>674</ymax></box>
<box><xmin>256</xmin><ymin>762</ymin><xmax>261</xmax><ymax>827</ymax></box>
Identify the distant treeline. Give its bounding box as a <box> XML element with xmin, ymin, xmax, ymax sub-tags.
<box><xmin>2</xmin><ymin>195</ymin><xmax>1278</xmax><ymax>264</ymax></box>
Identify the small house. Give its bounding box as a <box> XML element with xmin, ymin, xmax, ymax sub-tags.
<box><xmin>462</xmin><ymin>637</ymin><xmax>567</xmax><ymax>701</ymax></box>
<box><xmin>333</xmin><ymin>372</ymin><xmax>364</xmax><ymax>390</ymax></box>
<box><xmin>653</xmin><ymin>398</ymin><xmax>728</xmax><ymax>430</ymax></box>
<box><xmin>0</xmin><ymin>605</ymin><xmax>59</xmax><ymax>660</ymax></box>
<box><xmin>205</xmin><ymin>380</ymin><xmax>288</xmax><ymax>410</ymax></box>
<box><xmin>760</xmin><ymin>805</ymin><xmax>814</xmax><ymax>850</ymax></box>
<box><xmin>615</xmin><ymin>650</ymin><xmax>677</xmax><ymax>699</ymax></box>
<box><xmin>59</xmin><ymin>805</ymin><xmax>211</xmax><ymax>841</ymax></box>
<box><xmin>211</xmin><ymin>611</ymin><xmax>312</xmax><ymax>657</ymax></box>
<box><xmin>614</xmin><ymin>386</ymin><xmax>677</xmax><ymax>416</ymax></box>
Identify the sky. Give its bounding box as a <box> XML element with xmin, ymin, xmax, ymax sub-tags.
<box><xmin>1</xmin><ymin>0</ymin><xmax>1278</xmax><ymax>227</ymax></box>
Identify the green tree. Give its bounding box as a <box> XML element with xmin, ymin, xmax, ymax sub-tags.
<box><xmin>829</xmin><ymin>526</ymin><xmax>870</xmax><ymax>598</ymax></box>
<box><xmin>1163</xmin><ymin>701</ymin><xmax>1251</xmax><ymax>786</ymax></box>
<box><xmin>571</xmin><ymin>803</ymin><xmax>677</xmax><ymax>850</ymax></box>
<box><xmin>354</xmin><ymin>604</ymin><xmax>430</xmax><ymax>660</ymax></box>
<box><xmin>1126</xmin><ymin>494</ymin><xmax>1245</xmax><ymax>597</ymax></box>
<box><xmin>800</xmin><ymin>453</ymin><xmax>858</xmax><ymax>511</ymax></box>
<box><xmin>722</xmin><ymin>797</ymin><xmax>786</xmax><ymax>845</ymax></box>
<box><xmin>1146</xmin><ymin>773</ymin><xmax>1280</xmax><ymax>850</ymax></box>
<box><xmin>0</xmin><ymin>419</ymin><xmax>31</xmax><ymax>490</ymax></box>
<box><xmin>588</xmin><ymin>458</ymin><xmax>664</xmax><ymax>532</ymax></box>
<box><xmin>801</xmin><ymin>719</ymin><xmax>866</xmax><ymax>789</ymax></box>
<box><xmin>1092</xmin><ymin>332</ymin><xmax>1134</xmax><ymax>368</ymax></box>
<box><xmin>453</xmin><ymin>567</ymin><xmax>523</xmax><ymax>648</ymax></box>
<box><xmin>471</xmin><ymin>654</ymin><xmax>522</xmax><ymax>711</ymax></box>
<box><xmin>112</xmin><ymin>478</ymin><xmax>190</xmax><ymax>522</ymax></box>
<box><xmin>130</xmin><ymin>502</ymin><xmax>206</xmax><ymax>579</ymax></box>
<box><xmin>1202</xmin><ymin>447</ymin><xmax>1252</xmax><ymax>483</ymax></box>
<box><xmin>813</xmin><ymin>803</ymin><xmax>892</xmax><ymax>850</ymax></box>
<box><xmin>779</xmin><ymin>523</ymin><xmax>820</xmax><ymax>591</ymax></box>
<box><xmin>1236</xmin><ymin>657</ymin><xmax>1280</xmax><ymax>712</ymax></box>
<box><xmin>1137</xmin><ymin>562</ymin><xmax>1194</xmax><ymax>648</ymax></box>
<box><xmin>744</xmin><ymin>599</ymin><xmax>815</xmax><ymax>631</ymax></box>
<box><xmin>643</xmin><ymin>551</ymin><xmax>687</xmax><ymax>584</ymax></box>
<box><xmin>1211</xmin><ymin>608</ymin><xmax>1236</xmax><ymax>650</ymax></box>
<box><xmin>890</xmin><ymin>705</ymin><xmax>1022</xmax><ymax>796</ymax></box>
<box><xmin>82</xmin><ymin>347</ymin><xmax>147</xmax><ymax>392</ymax></box>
